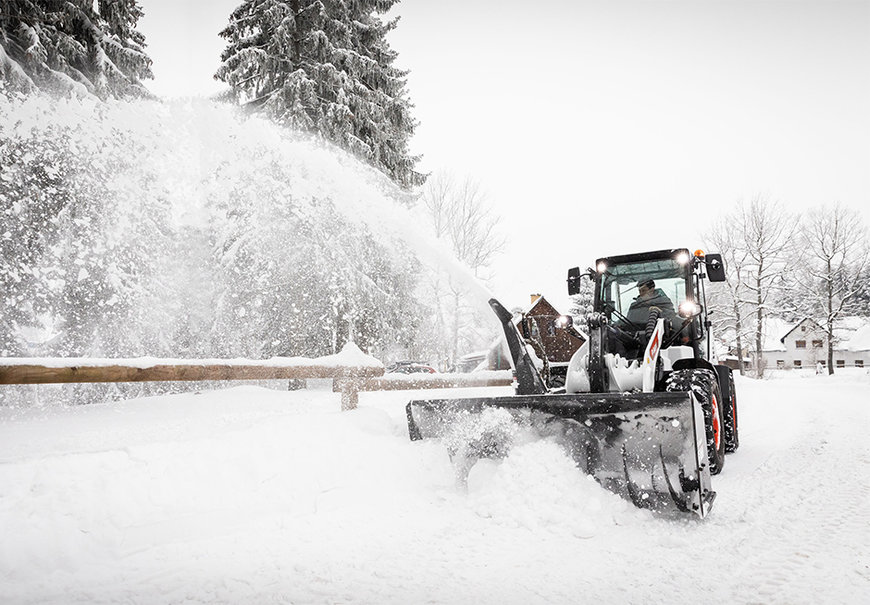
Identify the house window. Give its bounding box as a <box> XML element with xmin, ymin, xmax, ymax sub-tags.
<box><xmin>812</xmin><ymin>340</ymin><xmax>823</xmax><ymax>348</ymax></box>
<box><xmin>856</xmin><ymin>360</ymin><xmax>864</xmax><ymax>368</ymax></box>
<box><xmin>801</xmin><ymin>326</ymin><xmax>806</xmax><ymax>332</ymax></box>
<box><xmin>795</xmin><ymin>340</ymin><xmax>806</xmax><ymax>349</ymax></box>
<box><xmin>819</xmin><ymin>360</ymin><xmax>826</xmax><ymax>367</ymax></box>
<box><xmin>776</xmin><ymin>360</ymin><xmax>785</xmax><ymax>369</ymax></box>
<box><xmin>794</xmin><ymin>360</ymin><xmax>802</xmax><ymax>368</ymax></box>
<box><xmin>836</xmin><ymin>360</ymin><xmax>845</xmax><ymax>368</ymax></box>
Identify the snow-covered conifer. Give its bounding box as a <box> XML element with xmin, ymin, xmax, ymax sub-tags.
<box><xmin>0</xmin><ymin>0</ymin><xmax>152</xmax><ymax>98</ymax></box>
<box><xmin>215</xmin><ymin>0</ymin><xmax>423</xmax><ymax>189</ymax></box>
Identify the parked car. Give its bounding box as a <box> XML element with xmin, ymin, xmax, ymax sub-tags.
<box><xmin>385</xmin><ymin>361</ymin><xmax>437</xmax><ymax>375</ymax></box>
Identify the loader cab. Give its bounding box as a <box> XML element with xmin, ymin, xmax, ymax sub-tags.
<box><xmin>568</xmin><ymin>248</ymin><xmax>726</xmax><ymax>361</ymax></box>
<box><xmin>591</xmin><ymin>249</ymin><xmax>704</xmax><ymax>358</ymax></box>
<box><xmin>593</xmin><ymin>248</ymin><xmax>692</xmax><ymax>316</ymax></box>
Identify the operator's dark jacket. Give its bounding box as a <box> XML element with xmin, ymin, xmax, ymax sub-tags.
<box><xmin>625</xmin><ymin>288</ymin><xmax>676</xmax><ymax>326</ymax></box>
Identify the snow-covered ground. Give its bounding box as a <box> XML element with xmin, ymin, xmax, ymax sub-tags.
<box><xmin>1</xmin><ymin>372</ymin><xmax>868</xmax><ymax>604</ymax></box>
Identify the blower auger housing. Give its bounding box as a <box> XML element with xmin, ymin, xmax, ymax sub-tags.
<box><xmin>407</xmin><ymin>248</ymin><xmax>740</xmax><ymax>518</ymax></box>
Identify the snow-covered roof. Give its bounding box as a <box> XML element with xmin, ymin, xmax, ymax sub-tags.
<box><xmin>761</xmin><ymin>317</ymin><xmax>795</xmax><ymax>352</ymax></box>
<box><xmin>846</xmin><ymin>325</ymin><xmax>870</xmax><ymax>352</ymax></box>
<box><xmin>762</xmin><ymin>316</ymin><xmax>870</xmax><ymax>352</ymax></box>
<box><xmin>833</xmin><ymin>318</ymin><xmax>870</xmax><ymax>351</ymax></box>
<box><xmin>779</xmin><ymin>318</ymin><xmax>825</xmax><ymax>344</ymax></box>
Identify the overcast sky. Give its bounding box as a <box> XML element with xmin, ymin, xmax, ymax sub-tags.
<box><xmin>139</xmin><ymin>0</ymin><xmax>870</xmax><ymax>310</ymax></box>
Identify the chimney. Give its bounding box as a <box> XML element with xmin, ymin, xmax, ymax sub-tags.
<box><xmin>530</xmin><ymin>293</ymin><xmax>542</xmax><ymax>305</ymax></box>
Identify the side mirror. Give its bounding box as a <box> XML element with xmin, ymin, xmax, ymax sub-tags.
<box><xmin>567</xmin><ymin>266</ymin><xmax>582</xmax><ymax>295</ymax></box>
<box><xmin>705</xmin><ymin>253</ymin><xmax>726</xmax><ymax>282</ymax></box>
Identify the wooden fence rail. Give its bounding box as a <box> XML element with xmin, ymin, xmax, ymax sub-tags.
<box><xmin>0</xmin><ymin>359</ymin><xmax>383</xmax><ymax>385</ymax></box>
<box><xmin>333</xmin><ymin>372</ymin><xmax>514</xmax><ymax>409</ymax></box>
<box><xmin>0</xmin><ymin>358</ymin><xmax>513</xmax><ymax>412</ymax></box>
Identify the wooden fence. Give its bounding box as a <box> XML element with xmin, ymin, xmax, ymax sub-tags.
<box><xmin>333</xmin><ymin>372</ymin><xmax>513</xmax><ymax>408</ymax></box>
<box><xmin>0</xmin><ymin>358</ymin><xmax>513</xmax><ymax>411</ymax></box>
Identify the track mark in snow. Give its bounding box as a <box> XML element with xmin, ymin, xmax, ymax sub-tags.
<box><xmin>713</xmin><ymin>386</ymin><xmax>870</xmax><ymax>604</ymax></box>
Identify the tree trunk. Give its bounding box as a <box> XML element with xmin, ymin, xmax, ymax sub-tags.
<box><xmin>290</xmin><ymin>0</ymin><xmax>303</xmax><ymax>64</ymax></box>
<box><xmin>451</xmin><ymin>289</ymin><xmax>460</xmax><ymax>367</ymax></box>
<box><xmin>827</xmin><ymin>258</ymin><xmax>835</xmax><ymax>375</ymax></box>
<box><xmin>733</xmin><ymin>299</ymin><xmax>745</xmax><ymax>376</ymax></box>
<box><xmin>434</xmin><ymin>275</ymin><xmax>446</xmax><ymax>365</ymax></box>
<box><xmin>755</xmin><ymin>264</ymin><xmax>764</xmax><ymax>378</ymax></box>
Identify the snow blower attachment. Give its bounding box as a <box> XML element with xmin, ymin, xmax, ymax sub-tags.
<box><xmin>407</xmin><ymin>391</ymin><xmax>713</xmax><ymax>516</ymax></box>
<box><xmin>407</xmin><ymin>248</ymin><xmax>738</xmax><ymax>519</ymax></box>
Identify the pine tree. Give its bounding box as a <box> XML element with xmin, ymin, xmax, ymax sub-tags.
<box><xmin>216</xmin><ymin>0</ymin><xmax>423</xmax><ymax>189</ymax></box>
<box><xmin>0</xmin><ymin>0</ymin><xmax>152</xmax><ymax>98</ymax></box>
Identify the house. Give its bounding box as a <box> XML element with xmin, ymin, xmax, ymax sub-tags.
<box><xmin>471</xmin><ymin>294</ymin><xmax>587</xmax><ymax>371</ymax></box>
<box><xmin>521</xmin><ymin>294</ymin><xmax>587</xmax><ymax>364</ymax></box>
<box><xmin>720</xmin><ymin>353</ymin><xmax>752</xmax><ymax>372</ymax></box>
<box><xmin>759</xmin><ymin>317</ymin><xmax>869</xmax><ymax>371</ymax></box>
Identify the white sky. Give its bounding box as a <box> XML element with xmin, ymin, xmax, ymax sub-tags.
<box><xmin>139</xmin><ymin>0</ymin><xmax>870</xmax><ymax>311</ymax></box>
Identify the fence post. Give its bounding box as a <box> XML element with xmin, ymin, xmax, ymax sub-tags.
<box><xmin>287</xmin><ymin>378</ymin><xmax>306</xmax><ymax>391</ymax></box>
<box><xmin>339</xmin><ymin>379</ymin><xmax>361</xmax><ymax>411</ymax></box>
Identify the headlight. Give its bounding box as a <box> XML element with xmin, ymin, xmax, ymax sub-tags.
<box><xmin>679</xmin><ymin>301</ymin><xmax>701</xmax><ymax>317</ymax></box>
<box><xmin>596</xmin><ymin>261</ymin><xmax>607</xmax><ymax>273</ymax></box>
<box><xmin>554</xmin><ymin>315</ymin><xmax>573</xmax><ymax>329</ymax></box>
<box><xmin>676</xmin><ymin>251</ymin><xmax>690</xmax><ymax>265</ymax></box>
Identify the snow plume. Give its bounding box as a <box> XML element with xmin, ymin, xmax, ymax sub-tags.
<box><xmin>0</xmin><ymin>92</ymin><xmax>496</xmax><ymax>403</ymax></box>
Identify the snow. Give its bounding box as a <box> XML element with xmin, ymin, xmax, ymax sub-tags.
<box><xmin>376</xmin><ymin>370</ymin><xmax>511</xmax><ymax>385</ymax></box>
<box><xmin>1</xmin><ymin>372</ymin><xmax>868</xmax><ymax>604</ymax></box>
<box><xmin>834</xmin><ymin>318</ymin><xmax>870</xmax><ymax>352</ymax></box>
<box><xmin>0</xmin><ymin>343</ymin><xmax>383</xmax><ymax>369</ymax></box>
<box><xmin>846</xmin><ymin>325</ymin><xmax>870</xmax><ymax>352</ymax></box>
<box><xmin>761</xmin><ymin>316</ymin><xmax>795</xmax><ymax>352</ymax></box>
<box><xmin>1</xmin><ymin>92</ymin><xmax>501</xmax><ymax>363</ymax></box>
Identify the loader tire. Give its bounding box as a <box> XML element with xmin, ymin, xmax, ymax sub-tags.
<box><xmin>666</xmin><ymin>369</ymin><xmax>726</xmax><ymax>475</ymax></box>
<box><xmin>722</xmin><ymin>372</ymin><xmax>740</xmax><ymax>453</ymax></box>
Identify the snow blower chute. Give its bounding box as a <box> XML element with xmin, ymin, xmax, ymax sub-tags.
<box><xmin>407</xmin><ymin>248</ymin><xmax>741</xmax><ymax>519</ymax></box>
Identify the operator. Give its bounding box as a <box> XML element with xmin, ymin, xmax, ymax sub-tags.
<box><xmin>624</xmin><ymin>279</ymin><xmax>676</xmax><ymax>326</ymax></box>
<box><xmin>606</xmin><ymin>279</ymin><xmax>677</xmax><ymax>358</ymax></box>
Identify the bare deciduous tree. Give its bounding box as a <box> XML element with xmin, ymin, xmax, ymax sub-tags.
<box><xmin>795</xmin><ymin>204</ymin><xmax>869</xmax><ymax>375</ymax></box>
<box><xmin>742</xmin><ymin>196</ymin><xmax>799</xmax><ymax>377</ymax></box>
<box><xmin>421</xmin><ymin>171</ymin><xmax>505</xmax><ymax>366</ymax></box>
<box><xmin>422</xmin><ymin>172</ymin><xmax>504</xmax><ymax>276</ymax></box>
<box><xmin>705</xmin><ymin>216</ymin><xmax>753</xmax><ymax>375</ymax></box>
<box><xmin>715</xmin><ymin>195</ymin><xmax>798</xmax><ymax>377</ymax></box>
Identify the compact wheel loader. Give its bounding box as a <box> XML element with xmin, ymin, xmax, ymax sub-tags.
<box><xmin>407</xmin><ymin>248</ymin><xmax>740</xmax><ymax>518</ymax></box>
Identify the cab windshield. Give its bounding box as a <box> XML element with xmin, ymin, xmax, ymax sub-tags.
<box><xmin>597</xmin><ymin>257</ymin><xmax>689</xmax><ymax>324</ymax></box>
